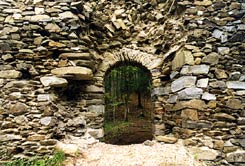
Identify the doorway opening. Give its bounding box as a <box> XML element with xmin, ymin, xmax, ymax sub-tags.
<box><xmin>102</xmin><ymin>63</ymin><xmax>153</xmax><ymax>145</ymax></box>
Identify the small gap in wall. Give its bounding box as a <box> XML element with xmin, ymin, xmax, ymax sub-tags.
<box><xmin>20</xmin><ymin>70</ymin><xmax>32</xmax><ymax>79</ymax></box>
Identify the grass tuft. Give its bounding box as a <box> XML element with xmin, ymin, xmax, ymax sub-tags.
<box><xmin>3</xmin><ymin>151</ymin><xmax>65</xmax><ymax>166</ymax></box>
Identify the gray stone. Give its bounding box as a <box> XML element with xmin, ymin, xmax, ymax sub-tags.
<box><xmin>209</xmin><ymin>81</ymin><xmax>226</xmax><ymax>88</ymax></box>
<box><xmin>85</xmin><ymin>85</ymin><xmax>104</xmax><ymax>93</ymax></box>
<box><xmin>218</xmin><ymin>47</ymin><xmax>230</xmax><ymax>55</ymax></box>
<box><xmin>167</xmin><ymin>95</ymin><xmax>178</xmax><ymax>104</ymax></box>
<box><xmin>178</xmin><ymin>87</ymin><xmax>203</xmax><ymax>99</ymax></box>
<box><xmin>180</xmin><ymin>65</ymin><xmax>210</xmax><ymax>75</ymax></box>
<box><xmin>238</xmin><ymin>117</ymin><xmax>245</xmax><ymax>125</ymax></box>
<box><xmin>152</xmin><ymin>87</ymin><xmax>171</xmax><ymax>95</ymax></box>
<box><xmin>197</xmin><ymin>78</ymin><xmax>209</xmax><ymax>88</ymax></box>
<box><xmin>238</xmin><ymin>24</ymin><xmax>245</xmax><ymax>30</ymax></box>
<box><xmin>236</xmin><ymin>90</ymin><xmax>245</xmax><ymax>96</ymax></box>
<box><xmin>14</xmin><ymin>115</ymin><xmax>28</xmax><ymax>124</ymax></box>
<box><xmin>239</xmin><ymin>75</ymin><xmax>245</xmax><ymax>81</ymax></box>
<box><xmin>0</xmin><ymin>70</ymin><xmax>22</xmax><ymax>79</ymax></box>
<box><xmin>67</xmin><ymin>116</ymin><xmax>86</xmax><ymax>127</ymax></box>
<box><xmin>0</xmin><ymin>134</ymin><xmax>22</xmax><ymax>142</ymax></box>
<box><xmin>189</xmin><ymin>147</ymin><xmax>219</xmax><ymax>161</ymax></box>
<box><xmin>40</xmin><ymin>117</ymin><xmax>52</xmax><ymax>126</ymax></box>
<box><xmin>58</xmin><ymin>11</ymin><xmax>78</xmax><ymax>20</ymax></box>
<box><xmin>40</xmin><ymin>76</ymin><xmax>68</xmax><ymax>87</ymax></box>
<box><xmin>29</xmin><ymin>15</ymin><xmax>51</xmax><ymax>22</ymax></box>
<box><xmin>202</xmin><ymin>52</ymin><xmax>219</xmax><ymax>65</ymax></box>
<box><xmin>212</xmin><ymin>29</ymin><xmax>228</xmax><ymax>43</ymax></box>
<box><xmin>45</xmin><ymin>23</ymin><xmax>61</xmax><ymax>32</ymax></box>
<box><xmin>2</xmin><ymin>54</ymin><xmax>14</xmax><ymax>61</ymax></box>
<box><xmin>183</xmin><ymin>120</ymin><xmax>212</xmax><ymax>129</ymax></box>
<box><xmin>202</xmin><ymin>92</ymin><xmax>216</xmax><ymax>101</ymax></box>
<box><xmin>171</xmin><ymin>76</ymin><xmax>197</xmax><ymax>92</ymax></box>
<box><xmin>227</xmin><ymin>150</ymin><xmax>245</xmax><ymax>163</ymax></box>
<box><xmin>37</xmin><ymin>94</ymin><xmax>52</xmax><ymax>102</ymax></box>
<box><xmin>9</xmin><ymin>92</ymin><xmax>22</xmax><ymax>100</ymax></box>
<box><xmin>85</xmin><ymin>128</ymin><xmax>104</xmax><ymax>138</ymax></box>
<box><xmin>229</xmin><ymin>72</ymin><xmax>241</xmax><ymax>81</ymax></box>
<box><xmin>51</xmin><ymin>66</ymin><xmax>93</xmax><ymax>80</ymax></box>
<box><xmin>88</xmin><ymin>105</ymin><xmax>105</xmax><ymax>114</ymax></box>
<box><xmin>227</xmin><ymin>81</ymin><xmax>245</xmax><ymax>89</ymax></box>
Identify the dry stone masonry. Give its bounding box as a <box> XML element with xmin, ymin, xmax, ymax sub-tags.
<box><xmin>0</xmin><ymin>0</ymin><xmax>244</xmax><ymax>165</ymax></box>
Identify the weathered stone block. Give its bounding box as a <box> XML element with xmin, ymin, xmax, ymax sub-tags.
<box><xmin>51</xmin><ymin>66</ymin><xmax>93</xmax><ymax>80</ymax></box>
<box><xmin>40</xmin><ymin>117</ymin><xmax>56</xmax><ymax>127</ymax></box>
<box><xmin>178</xmin><ymin>87</ymin><xmax>203</xmax><ymax>100</ymax></box>
<box><xmin>173</xmin><ymin>99</ymin><xmax>206</xmax><ymax>111</ymax></box>
<box><xmin>183</xmin><ymin>120</ymin><xmax>212</xmax><ymax>129</ymax></box>
<box><xmin>197</xmin><ymin>78</ymin><xmax>209</xmax><ymax>88</ymax></box>
<box><xmin>85</xmin><ymin>128</ymin><xmax>104</xmax><ymax>138</ymax></box>
<box><xmin>171</xmin><ymin>76</ymin><xmax>196</xmax><ymax>92</ymax></box>
<box><xmin>0</xmin><ymin>70</ymin><xmax>22</xmax><ymax>79</ymax></box>
<box><xmin>40</xmin><ymin>76</ymin><xmax>68</xmax><ymax>87</ymax></box>
<box><xmin>88</xmin><ymin>105</ymin><xmax>105</xmax><ymax>114</ymax></box>
<box><xmin>67</xmin><ymin>116</ymin><xmax>86</xmax><ymax>127</ymax></box>
<box><xmin>227</xmin><ymin>150</ymin><xmax>245</xmax><ymax>163</ymax></box>
<box><xmin>227</xmin><ymin>81</ymin><xmax>245</xmax><ymax>89</ymax></box>
<box><xmin>172</xmin><ymin>50</ymin><xmax>194</xmax><ymax>70</ymax></box>
<box><xmin>155</xmin><ymin>135</ymin><xmax>178</xmax><ymax>144</ymax></box>
<box><xmin>59</xmin><ymin>53</ymin><xmax>92</xmax><ymax>60</ymax></box>
<box><xmin>202</xmin><ymin>92</ymin><xmax>216</xmax><ymax>101</ymax></box>
<box><xmin>180</xmin><ymin>65</ymin><xmax>210</xmax><ymax>75</ymax></box>
<box><xmin>213</xmin><ymin>113</ymin><xmax>236</xmax><ymax>122</ymax></box>
<box><xmin>181</xmin><ymin>109</ymin><xmax>198</xmax><ymax>121</ymax></box>
<box><xmin>189</xmin><ymin>147</ymin><xmax>219</xmax><ymax>161</ymax></box>
<box><xmin>238</xmin><ymin>117</ymin><xmax>245</xmax><ymax>125</ymax></box>
<box><xmin>202</xmin><ymin>52</ymin><xmax>219</xmax><ymax>65</ymax></box>
<box><xmin>10</xmin><ymin>103</ymin><xmax>28</xmax><ymax>116</ymax></box>
<box><xmin>152</xmin><ymin>87</ymin><xmax>171</xmax><ymax>95</ymax></box>
<box><xmin>226</xmin><ymin>99</ymin><xmax>243</xmax><ymax>109</ymax></box>
<box><xmin>27</xmin><ymin>135</ymin><xmax>46</xmax><ymax>141</ymax></box>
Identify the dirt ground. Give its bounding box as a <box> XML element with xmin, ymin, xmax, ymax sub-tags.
<box><xmin>63</xmin><ymin>139</ymin><xmax>205</xmax><ymax>166</ymax></box>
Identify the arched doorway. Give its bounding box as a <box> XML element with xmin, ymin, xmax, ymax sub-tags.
<box><xmin>103</xmin><ymin>62</ymin><xmax>153</xmax><ymax>145</ymax></box>
<box><xmin>93</xmin><ymin>48</ymin><xmax>164</xmax><ymax>144</ymax></box>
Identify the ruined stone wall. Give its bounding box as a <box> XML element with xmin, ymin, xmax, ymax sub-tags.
<box><xmin>0</xmin><ymin>0</ymin><xmax>244</xmax><ymax>165</ymax></box>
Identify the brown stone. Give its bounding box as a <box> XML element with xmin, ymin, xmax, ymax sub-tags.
<box><xmin>155</xmin><ymin>135</ymin><xmax>178</xmax><ymax>144</ymax></box>
<box><xmin>51</xmin><ymin>66</ymin><xmax>93</xmax><ymax>80</ymax></box>
<box><xmin>214</xmin><ymin>140</ymin><xmax>224</xmax><ymax>150</ymax></box>
<box><xmin>59</xmin><ymin>53</ymin><xmax>92</xmax><ymax>60</ymax></box>
<box><xmin>0</xmin><ymin>70</ymin><xmax>22</xmax><ymax>79</ymax></box>
<box><xmin>173</xmin><ymin>99</ymin><xmax>206</xmax><ymax>111</ymax></box>
<box><xmin>10</xmin><ymin>103</ymin><xmax>28</xmax><ymax>116</ymax></box>
<box><xmin>213</xmin><ymin>113</ymin><xmax>236</xmax><ymax>121</ymax></box>
<box><xmin>214</xmin><ymin>69</ymin><xmax>228</xmax><ymax>79</ymax></box>
<box><xmin>181</xmin><ymin>109</ymin><xmax>198</xmax><ymax>121</ymax></box>
<box><xmin>226</xmin><ymin>99</ymin><xmax>243</xmax><ymax>109</ymax></box>
<box><xmin>27</xmin><ymin>135</ymin><xmax>46</xmax><ymax>141</ymax></box>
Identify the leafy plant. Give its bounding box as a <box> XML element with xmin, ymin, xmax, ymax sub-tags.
<box><xmin>3</xmin><ymin>151</ymin><xmax>65</xmax><ymax>166</ymax></box>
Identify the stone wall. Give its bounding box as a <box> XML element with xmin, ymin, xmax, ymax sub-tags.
<box><xmin>0</xmin><ymin>0</ymin><xmax>244</xmax><ymax>165</ymax></box>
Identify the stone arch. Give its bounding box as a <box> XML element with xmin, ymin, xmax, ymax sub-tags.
<box><xmin>92</xmin><ymin>48</ymin><xmax>165</xmax><ymax>139</ymax></box>
<box><xmin>94</xmin><ymin>48</ymin><xmax>164</xmax><ymax>86</ymax></box>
